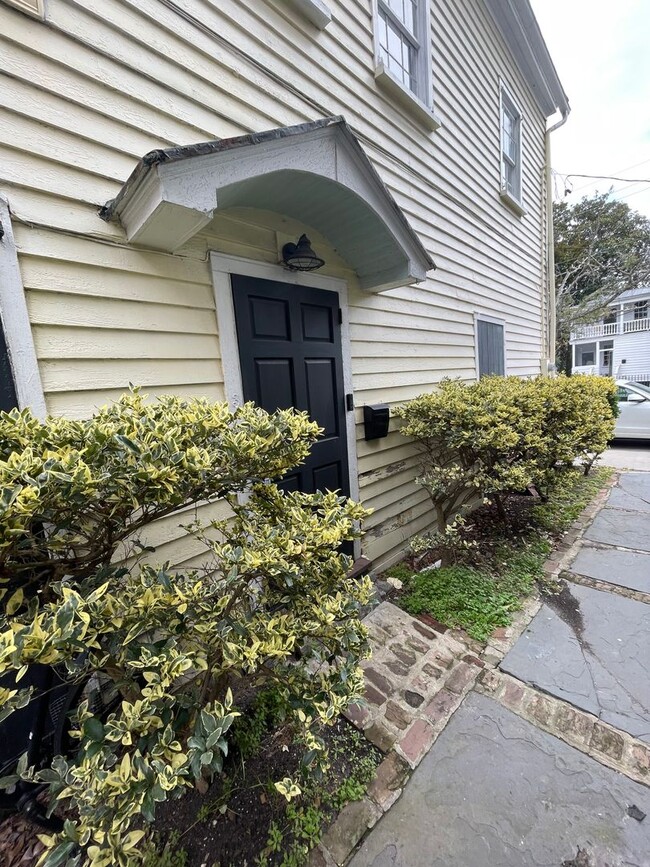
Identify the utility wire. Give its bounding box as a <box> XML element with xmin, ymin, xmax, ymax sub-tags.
<box><xmin>570</xmin><ymin>158</ymin><xmax>650</xmax><ymax>194</ymax></box>
<box><xmin>564</xmin><ymin>173</ymin><xmax>650</xmax><ymax>184</ymax></box>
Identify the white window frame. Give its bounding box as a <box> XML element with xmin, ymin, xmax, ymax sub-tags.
<box><xmin>474</xmin><ymin>313</ymin><xmax>507</xmax><ymax>379</ymax></box>
<box><xmin>499</xmin><ymin>83</ymin><xmax>524</xmax><ymax>215</ymax></box>
<box><xmin>372</xmin><ymin>0</ymin><xmax>441</xmax><ymax>131</ymax></box>
<box><xmin>1</xmin><ymin>0</ymin><xmax>45</xmax><ymax>18</ymax></box>
<box><xmin>633</xmin><ymin>300</ymin><xmax>648</xmax><ymax>320</ymax></box>
<box><xmin>0</xmin><ymin>197</ymin><xmax>46</xmax><ymax>418</ymax></box>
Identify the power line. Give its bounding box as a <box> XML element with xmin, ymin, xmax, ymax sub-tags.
<box><xmin>565</xmin><ymin>173</ymin><xmax>650</xmax><ymax>184</ymax></box>
<box><xmin>570</xmin><ymin>158</ymin><xmax>650</xmax><ymax>194</ymax></box>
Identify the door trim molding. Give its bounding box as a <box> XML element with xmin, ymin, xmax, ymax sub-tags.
<box><xmin>0</xmin><ymin>197</ymin><xmax>47</xmax><ymax>418</ymax></box>
<box><xmin>209</xmin><ymin>252</ymin><xmax>360</xmax><ymax>506</ymax></box>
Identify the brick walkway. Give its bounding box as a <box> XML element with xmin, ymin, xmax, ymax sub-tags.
<box><xmin>314</xmin><ymin>472</ymin><xmax>650</xmax><ymax>866</ymax></box>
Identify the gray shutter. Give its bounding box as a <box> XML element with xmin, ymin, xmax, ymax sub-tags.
<box><xmin>478</xmin><ymin>320</ymin><xmax>505</xmax><ymax>377</ymax></box>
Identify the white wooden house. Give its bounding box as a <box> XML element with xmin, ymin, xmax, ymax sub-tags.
<box><xmin>570</xmin><ymin>287</ymin><xmax>650</xmax><ymax>385</ymax></box>
<box><xmin>0</xmin><ymin>0</ymin><xmax>568</xmax><ymax>569</ymax></box>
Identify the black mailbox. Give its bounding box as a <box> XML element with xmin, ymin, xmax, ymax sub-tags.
<box><xmin>364</xmin><ymin>404</ymin><xmax>390</xmax><ymax>441</ymax></box>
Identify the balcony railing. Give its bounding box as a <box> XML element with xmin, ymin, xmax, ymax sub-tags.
<box><xmin>572</xmin><ymin>365</ymin><xmax>612</xmax><ymax>376</ymax></box>
<box><xmin>571</xmin><ymin>318</ymin><xmax>650</xmax><ymax>339</ymax></box>
<box><xmin>623</xmin><ymin>318</ymin><xmax>650</xmax><ymax>333</ymax></box>
<box><xmin>617</xmin><ymin>372</ymin><xmax>650</xmax><ymax>383</ymax></box>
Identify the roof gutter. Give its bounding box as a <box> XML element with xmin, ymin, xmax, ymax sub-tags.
<box><xmin>545</xmin><ymin>108</ymin><xmax>570</xmax><ymax>371</ymax></box>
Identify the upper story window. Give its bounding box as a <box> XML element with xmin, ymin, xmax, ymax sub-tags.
<box><xmin>633</xmin><ymin>300</ymin><xmax>648</xmax><ymax>320</ymax></box>
<box><xmin>377</xmin><ymin>1</ymin><xmax>419</xmax><ymax>94</ymax></box>
<box><xmin>373</xmin><ymin>0</ymin><xmax>440</xmax><ymax>131</ymax></box>
<box><xmin>500</xmin><ymin>86</ymin><xmax>523</xmax><ymax>213</ymax></box>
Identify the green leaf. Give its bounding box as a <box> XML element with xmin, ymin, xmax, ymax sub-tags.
<box><xmin>43</xmin><ymin>840</ymin><xmax>76</xmax><ymax>867</ymax></box>
<box><xmin>16</xmin><ymin>752</ymin><xmax>28</xmax><ymax>776</ymax></box>
<box><xmin>83</xmin><ymin>718</ymin><xmax>105</xmax><ymax>743</ymax></box>
<box><xmin>0</xmin><ymin>774</ymin><xmax>19</xmax><ymax>789</ymax></box>
<box><xmin>6</xmin><ymin>588</ymin><xmax>23</xmax><ymax>615</ymax></box>
<box><xmin>114</xmin><ymin>434</ymin><xmax>141</xmax><ymax>454</ymax></box>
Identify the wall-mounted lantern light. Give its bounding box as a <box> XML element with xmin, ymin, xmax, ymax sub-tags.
<box><xmin>282</xmin><ymin>234</ymin><xmax>325</xmax><ymax>272</ymax></box>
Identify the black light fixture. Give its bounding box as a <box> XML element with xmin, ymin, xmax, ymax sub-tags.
<box><xmin>282</xmin><ymin>234</ymin><xmax>325</xmax><ymax>272</ymax></box>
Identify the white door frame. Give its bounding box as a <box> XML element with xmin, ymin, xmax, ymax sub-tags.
<box><xmin>0</xmin><ymin>196</ymin><xmax>46</xmax><ymax>418</ymax></box>
<box><xmin>209</xmin><ymin>252</ymin><xmax>360</xmax><ymax>508</ymax></box>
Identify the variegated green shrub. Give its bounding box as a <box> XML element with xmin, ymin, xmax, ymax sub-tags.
<box><xmin>397</xmin><ymin>374</ymin><xmax>616</xmax><ymax>547</ymax></box>
<box><xmin>0</xmin><ymin>391</ymin><xmax>371</xmax><ymax>867</ymax></box>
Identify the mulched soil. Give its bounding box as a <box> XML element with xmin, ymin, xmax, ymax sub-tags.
<box><xmin>0</xmin><ymin>812</ymin><xmax>48</xmax><ymax>867</ymax></box>
<box><xmin>153</xmin><ymin>716</ymin><xmax>380</xmax><ymax>866</ymax></box>
<box><xmin>403</xmin><ymin>491</ymin><xmax>540</xmax><ymax>573</ymax></box>
<box><xmin>0</xmin><ymin>717</ymin><xmax>380</xmax><ymax>867</ymax></box>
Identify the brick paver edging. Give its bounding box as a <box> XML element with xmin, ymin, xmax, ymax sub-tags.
<box><xmin>477</xmin><ymin>667</ymin><xmax>650</xmax><ymax>787</ymax></box>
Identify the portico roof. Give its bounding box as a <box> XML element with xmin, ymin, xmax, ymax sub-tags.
<box><xmin>100</xmin><ymin>116</ymin><xmax>434</xmax><ymax>293</ymax></box>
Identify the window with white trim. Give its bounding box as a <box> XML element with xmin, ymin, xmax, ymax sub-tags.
<box><xmin>477</xmin><ymin>317</ymin><xmax>505</xmax><ymax>377</ymax></box>
<box><xmin>374</xmin><ymin>0</ymin><xmax>434</xmax><ymax>118</ymax></box>
<box><xmin>377</xmin><ymin>1</ymin><xmax>420</xmax><ymax>94</ymax></box>
<box><xmin>500</xmin><ymin>86</ymin><xmax>522</xmax><ymax>205</ymax></box>
<box><xmin>633</xmin><ymin>300</ymin><xmax>648</xmax><ymax>320</ymax></box>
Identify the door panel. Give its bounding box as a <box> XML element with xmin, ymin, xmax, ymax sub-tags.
<box><xmin>232</xmin><ymin>274</ymin><xmax>350</xmax><ymax>497</ymax></box>
<box><xmin>305</xmin><ymin>358</ymin><xmax>338</xmax><ymax>438</ymax></box>
<box><xmin>255</xmin><ymin>358</ymin><xmax>295</xmax><ymax>412</ymax></box>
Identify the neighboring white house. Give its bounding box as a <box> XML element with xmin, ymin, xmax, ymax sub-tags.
<box><xmin>0</xmin><ymin>0</ymin><xmax>568</xmax><ymax>569</ymax></box>
<box><xmin>570</xmin><ymin>287</ymin><xmax>650</xmax><ymax>385</ymax></box>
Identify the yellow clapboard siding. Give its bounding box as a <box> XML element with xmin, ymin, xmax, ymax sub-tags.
<box><xmin>40</xmin><ymin>357</ymin><xmax>223</xmax><ymax>392</ymax></box>
<box><xmin>27</xmin><ymin>291</ymin><xmax>218</xmax><ymax>334</ymax></box>
<box><xmin>21</xmin><ymin>257</ymin><xmax>216</xmax><ymax>307</ymax></box>
<box><xmin>46</xmin><ymin>383</ymin><xmax>226</xmax><ymax>419</ymax></box>
<box><xmin>14</xmin><ymin>228</ymin><xmax>210</xmax><ymax>282</ymax></box>
<box><xmin>33</xmin><ymin>326</ymin><xmax>221</xmax><ymax>361</ymax></box>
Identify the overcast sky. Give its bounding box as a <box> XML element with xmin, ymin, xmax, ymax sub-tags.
<box><xmin>530</xmin><ymin>0</ymin><xmax>650</xmax><ymax>218</ymax></box>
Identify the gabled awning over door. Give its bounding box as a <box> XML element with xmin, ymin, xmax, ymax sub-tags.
<box><xmin>100</xmin><ymin>117</ymin><xmax>434</xmax><ymax>293</ymax></box>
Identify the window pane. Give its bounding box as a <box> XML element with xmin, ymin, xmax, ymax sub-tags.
<box><xmin>384</xmin><ymin>0</ymin><xmax>416</xmax><ymax>34</ymax></box>
<box><xmin>501</xmin><ymin>91</ymin><xmax>521</xmax><ymax>199</ymax></box>
<box><xmin>378</xmin><ymin>8</ymin><xmax>416</xmax><ymax>92</ymax></box>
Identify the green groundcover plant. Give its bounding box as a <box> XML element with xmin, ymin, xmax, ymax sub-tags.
<box><xmin>0</xmin><ymin>391</ymin><xmax>372</xmax><ymax>867</ymax></box>
<box><xmin>397</xmin><ymin>467</ymin><xmax>611</xmax><ymax>640</ymax></box>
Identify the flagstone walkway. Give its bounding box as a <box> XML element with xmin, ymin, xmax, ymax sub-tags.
<box><xmin>317</xmin><ymin>471</ymin><xmax>650</xmax><ymax>867</ymax></box>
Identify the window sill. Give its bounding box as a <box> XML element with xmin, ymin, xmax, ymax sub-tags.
<box><xmin>286</xmin><ymin>0</ymin><xmax>331</xmax><ymax>30</ymax></box>
<box><xmin>3</xmin><ymin>0</ymin><xmax>44</xmax><ymax>17</ymax></box>
<box><xmin>499</xmin><ymin>189</ymin><xmax>526</xmax><ymax>217</ymax></box>
<box><xmin>374</xmin><ymin>63</ymin><xmax>442</xmax><ymax>132</ymax></box>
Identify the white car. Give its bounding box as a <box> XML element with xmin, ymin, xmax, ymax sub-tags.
<box><xmin>614</xmin><ymin>380</ymin><xmax>650</xmax><ymax>440</ymax></box>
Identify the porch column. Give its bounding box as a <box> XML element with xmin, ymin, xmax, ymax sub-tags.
<box><xmin>596</xmin><ymin>339</ymin><xmax>600</xmax><ymax>373</ymax></box>
<box><xmin>572</xmin><ymin>343</ymin><xmax>576</xmax><ymax>370</ymax></box>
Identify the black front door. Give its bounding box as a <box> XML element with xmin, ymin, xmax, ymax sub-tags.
<box><xmin>232</xmin><ymin>274</ymin><xmax>350</xmax><ymax>497</ymax></box>
<box><xmin>0</xmin><ymin>317</ymin><xmax>17</xmax><ymax>412</ymax></box>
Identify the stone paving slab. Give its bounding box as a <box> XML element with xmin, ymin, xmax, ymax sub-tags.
<box><xmin>500</xmin><ymin>582</ymin><xmax>650</xmax><ymax>743</ymax></box>
<box><xmin>611</xmin><ymin>473</ymin><xmax>650</xmax><ymax>509</ymax></box>
<box><xmin>570</xmin><ymin>544</ymin><xmax>650</xmax><ymax>594</ymax></box>
<box><xmin>348</xmin><ymin>692</ymin><xmax>650</xmax><ymax>867</ymax></box>
<box><xmin>584</xmin><ymin>508</ymin><xmax>650</xmax><ymax>552</ymax></box>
